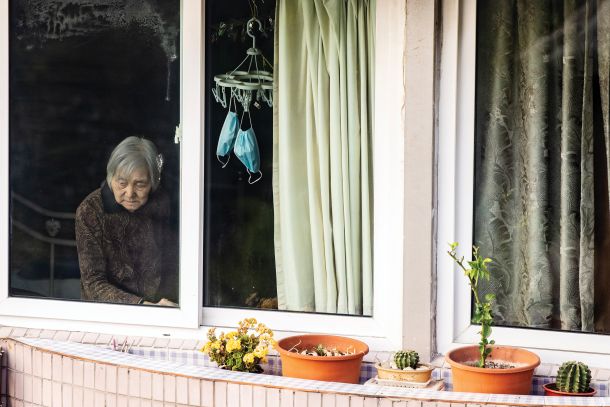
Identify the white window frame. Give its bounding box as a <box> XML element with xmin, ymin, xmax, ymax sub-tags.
<box><xmin>0</xmin><ymin>0</ymin><xmax>203</xmax><ymax>330</ymax></box>
<box><xmin>0</xmin><ymin>1</ymin><xmax>410</xmax><ymax>352</ymax></box>
<box><xmin>436</xmin><ymin>0</ymin><xmax>610</xmax><ymax>366</ymax></box>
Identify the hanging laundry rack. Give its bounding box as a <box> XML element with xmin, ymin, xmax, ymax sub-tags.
<box><xmin>212</xmin><ymin>17</ymin><xmax>274</xmax><ymax>111</ymax></box>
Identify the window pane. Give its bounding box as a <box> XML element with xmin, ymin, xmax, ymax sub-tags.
<box><xmin>9</xmin><ymin>0</ymin><xmax>180</xmax><ymax>306</ymax></box>
<box><xmin>474</xmin><ymin>1</ymin><xmax>610</xmax><ymax>333</ymax></box>
<box><xmin>204</xmin><ymin>0</ymin><xmax>374</xmax><ymax>316</ymax></box>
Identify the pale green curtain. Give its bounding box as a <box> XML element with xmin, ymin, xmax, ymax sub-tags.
<box><xmin>272</xmin><ymin>0</ymin><xmax>374</xmax><ymax>315</ymax></box>
<box><xmin>475</xmin><ymin>0</ymin><xmax>610</xmax><ymax>332</ymax></box>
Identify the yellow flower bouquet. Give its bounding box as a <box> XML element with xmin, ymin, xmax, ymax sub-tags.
<box><xmin>201</xmin><ymin>318</ymin><xmax>275</xmax><ymax>373</ymax></box>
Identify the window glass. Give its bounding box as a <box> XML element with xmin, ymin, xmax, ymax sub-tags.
<box><xmin>9</xmin><ymin>0</ymin><xmax>180</xmax><ymax>306</ymax></box>
<box><xmin>204</xmin><ymin>0</ymin><xmax>375</xmax><ymax>316</ymax></box>
<box><xmin>474</xmin><ymin>1</ymin><xmax>610</xmax><ymax>333</ymax></box>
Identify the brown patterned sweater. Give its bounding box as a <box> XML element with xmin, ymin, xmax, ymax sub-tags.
<box><xmin>75</xmin><ymin>182</ymin><xmax>178</xmax><ymax>304</ymax></box>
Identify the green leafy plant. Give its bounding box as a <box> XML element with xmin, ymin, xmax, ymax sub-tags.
<box><xmin>448</xmin><ymin>242</ymin><xmax>495</xmax><ymax>368</ymax></box>
<box><xmin>556</xmin><ymin>361</ymin><xmax>592</xmax><ymax>393</ymax></box>
<box><xmin>394</xmin><ymin>350</ymin><xmax>420</xmax><ymax>369</ymax></box>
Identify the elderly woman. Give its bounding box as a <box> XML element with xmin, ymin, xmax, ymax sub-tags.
<box><xmin>76</xmin><ymin>136</ymin><xmax>178</xmax><ymax>305</ymax></box>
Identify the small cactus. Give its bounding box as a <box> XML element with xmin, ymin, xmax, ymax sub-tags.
<box><xmin>394</xmin><ymin>350</ymin><xmax>419</xmax><ymax>369</ymax></box>
<box><xmin>556</xmin><ymin>361</ymin><xmax>591</xmax><ymax>393</ymax></box>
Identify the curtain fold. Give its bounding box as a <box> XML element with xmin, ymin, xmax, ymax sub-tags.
<box><xmin>273</xmin><ymin>0</ymin><xmax>374</xmax><ymax>315</ymax></box>
<box><xmin>475</xmin><ymin>0</ymin><xmax>609</xmax><ymax>331</ymax></box>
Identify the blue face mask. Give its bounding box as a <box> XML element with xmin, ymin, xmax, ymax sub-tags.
<box><xmin>216</xmin><ymin>110</ymin><xmax>239</xmax><ymax>167</ymax></box>
<box><xmin>234</xmin><ymin>127</ymin><xmax>262</xmax><ymax>184</ymax></box>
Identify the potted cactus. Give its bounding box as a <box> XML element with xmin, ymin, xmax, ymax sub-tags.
<box><xmin>445</xmin><ymin>243</ymin><xmax>540</xmax><ymax>394</ymax></box>
<box><xmin>375</xmin><ymin>350</ymin><xmax>434</xmax><ymax>383</ymax></box>
<box><xmin>543</xmin><ymin>361</ymin><xmax>596</xmax><ymax>396</ymax></box>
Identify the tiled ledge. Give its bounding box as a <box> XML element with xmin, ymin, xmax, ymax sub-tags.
<box><xmin>0</xmin><ymin>337</ymin><xmax>609</xmax><ymax>407</ymax></box>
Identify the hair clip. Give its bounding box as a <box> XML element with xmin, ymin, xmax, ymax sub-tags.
<box><xmin>156</xmin><ymin>154</ymin><xmax>164</xmax><ymax>174</ymax></box>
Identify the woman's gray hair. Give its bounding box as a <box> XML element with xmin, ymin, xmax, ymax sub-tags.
<box><xmin>106</xmin><ymin>136</ymin><xmax>162</xmax><ymax>191</ymax></box>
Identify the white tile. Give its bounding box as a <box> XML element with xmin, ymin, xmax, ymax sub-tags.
<box><xmin>42</xmin><ymin>379</ymin><xmax>52</xmax><ymax>407</ymax></box>
<box><xmin>53</xmin><ymin>331</ymin><xmax>71</xmax><ymax>342</ymax></box>
<box><xmin>164</xmin><ymin>375</ymin><xmax>176</xmax><ymax>402</ymax></box>
<box><xmin>40</xmin><ymin>330</ymin><xmax>56</xmax><ymax>340</ymax></box>
<box><xmin>107</xmin><ymin>365</ymin><xmax>118</xmax><ymax>393</ymax></box>
<box><xmin>280</xmin><ymin>389</ymin><xmax>294</xmax><ymax>407</ymax></box>
<box><xmin>240</xmin><ymin>384</ymin><xmax>253</xmax><ymax>407</ymax></box>
<box><xmin>42</xmin><ymin>352</ymin><xmax>52</xmax><ymax>380</ymax></box>
<box><xmin>308</xmin><ymin>392</ymin><xmax>322</xmax><ymax>407</ymax></box>
<box><xmin>52</xmin><ymin>354</ymin><xmax>62</xmax><ymax>381</ymax></box>
<box><xmin>62</xmin><ymin>384</ymin><xmax>73</xmax><ymax>407</ymax></box>
<box><xmin>84</xmin><ymin>361</ymin><xmax>95</xmax><ymax>388</ymax></box>
<box><xmin>95</xmin><ymin>363</ymin><xmax>106</xmax><ymax>391</ymax></box>
<box><xmin>118</xmin><ymin>368</ymin><xmax>129</xmax><ymax>395</ymax></box>
<box><xmin>214</xmin><ymin>381</ymin><xmax>227</xmax><ymax>407</ymax></box>
<box><xmin>141</xmin><ymin>371</ymin><xmax>152</xmax><ymax>399</ymax></box>
<box><xmin>336</xmin><ymin>395</ymin><xmax>350</xmax><ymax>407</ymax></box>
<box><xmin>128</xmin><ymin>369</ymin><xmax>140</xmax><ymax>397</ymax></box>
<box><xmin>293</xmin><ymin>391</ymin><xmax>308</xmax><ymax>407</ymax></box>
<box><xmin>152</xmin><ymin>374</ymin><xmax>164</xmax><ymax>401</ymax></box>
<box><xmin>15</xmin><ymin>343</ymin><xmax>24</xmax><ymax>372</ymax></box>
<box><xmin>128</xmin><ymin>396</ymin><xmax>141</xmax><ymax>407</ymax></box>
<box><xmin>176</xmin><ymin>376</ymin><xmax>188</xmax><ymax>404</ymax></box>
<box><xmin>107</xmin><ymin>393</ymin><xmax>118</xmax><ymax>407</ymax></box>
<box><xmin>322</xmin><ymin>393</ymin><xmax>336</xmax><ymax>407</ymax></box>
<box><xmin>267</xmin><ymin>388</ymin><xmax>280</xmax><ymax>407</ymax></box>
<box><xmin>227</xmin><ymin>383</ymin><xmax>239</xmax><ymax>406</ymax></box>
<box><xmin>363</xmin><ymin>398</ymin><xmax>377</xmax><ymax>407</ymax></box>
<box><xmin>32</xmin><ymin>349</ymin><xmax>41</xmax><ymax>377</ymax></box>
<box><xmin>52</xmin><ymin>381</ymin><xmax>62</xmax><ymax>407</ymax></box>
<box><xmin>253</xmin><ymin>386</ymin><xmax>266</xmax><ymax>407</ymax></box>
<box><xmin>14</xmin><ymin>371</ymin><xmax>24</xmax><ymax>400</ymax></box>
<box><xmin>350</xmin><ymin>396</ymin><xmax>365</xmax><ymax>407</ymax></box>
<box><xmin>72</xmin><ymin>385</ymin><xmax>83</xmax><ymax>407</ymax></box>
<box><xmin>201</xmin><ymin>380</ymin><xmax>214</xmax><ymax>407</ymax></box>
<box><xmin>68</xmin><ymin>332</ymin><xmax>85</xmax><ymax>343</ymax></box>
<box><xmin>83</xmin><ymin>388</ymin><xmax>94</xmax><ymax>407</ymax></box>
<box><xmin>188</xmin><ymin>378</ymin><xmax>200</xmax><ymax>406</ymax></box>
<box><xmin>117</xmin><ymin>395</ymin><xmax>129</xmax><ymax>407</ymax></box>
<box><xmin>32</xmin><ymin>376</ymin><xmax>42</xmax><ymax>405</ymax></box>
<box><xmin>62</xmin><ymin>357</ymin><xmax>73</xmax><ymax>384</ymax></box>
<box><xmin>0</xmin><ymin>327</ymin><xmax>14</xmax><ymax>338</ymax></box>
<box><xmin>23</xmin><ymin>373</ymin><xmax>32</xmax><ymax>403</ymax></box>
<box><xmin>95</xmin><ymin>391</ymin><xmax>106</xmax><ymax>407</ymax></box>
<box><xmin>82</xmin><ymin>333</ymin><xmax>99</xmax><ymax>344</ymax></box>
<box><xmin>73</xmin><ymin>360</ymin><xmax>84</xmax><ymax>387</ymax></box>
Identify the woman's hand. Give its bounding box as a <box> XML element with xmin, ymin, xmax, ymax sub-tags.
<box><xmin>141</xmin><ymin>298</ymin><xmax>177</xmax><ymax>306</ymax></box>
<box><xmin>157</xmin><ymin>298</ymin><xmax>178</xmax><ymax>307</ymax></box>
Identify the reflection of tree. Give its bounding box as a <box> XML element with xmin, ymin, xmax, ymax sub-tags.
<box><xmin>15</xmin><ymin>0</ymin><xmax>178</xmax><ymax>62</ymax></box>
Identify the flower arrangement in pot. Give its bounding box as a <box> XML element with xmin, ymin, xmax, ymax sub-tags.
<box><xmin>276</xmin><ymin>334</ymin><xmax>369</xmax><ymax>383</ymax></box>
<box><xmin>543</xmin><ymin>361</ymin><xmax>596</xmax><ymax>397</ymax></box>
<box><xmin>445</xmin><ymin>243</ymin><xmax>540</xmax><ymax>394</ymax></box>
<box><xmin>375</xmin><ymin>350</ymin><xmax>434</xmax><ymax>384</ymax></box>
<box><xmin>201</xmin><ymin>318</ymin><xmax>275</xmax><ymax>373</ymax></box>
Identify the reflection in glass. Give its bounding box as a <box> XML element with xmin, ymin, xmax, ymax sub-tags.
<box><xmin>204</xmin><ymin>0</ymin><xmax>375</xmax><ymax>316</ymax></box>
<box><xmin>474</xmin><ymin>1</ymin><xmax>610</xmax><ymax>333</ymax></box>
<box><xmin>9</xmin><ymin>0</ymin><xmax>180</xmax><ymax>304</ymax></box>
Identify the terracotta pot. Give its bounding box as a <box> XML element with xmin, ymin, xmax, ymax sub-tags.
<box><xmin>543</xmin><ymin>383</ymin><xmax>596</xmax><ymax>397</ymax></box>
<box><xmin>376</xmin><ymin>362</ymin><xmax>434</xmax><ymax>383</ymax></box>
<box><xmin>445</xmin><ymin>345</ymin><xmax>540</xmax><ymax>394</ymax></box>
<box><xmin>276</xmin><ymin>335</ymin><xmax>369</xmax><ymax>383</ymax></box>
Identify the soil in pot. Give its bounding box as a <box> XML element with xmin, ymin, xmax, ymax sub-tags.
<box><xmin>445</xmin><ymin>345</ymin><xmax>540</xmax><ymax>394</ymax></box>
<box><xmin>276</xmin><ymin>334</ymin><xmax>368</xmax><ymax>383</ymax></box>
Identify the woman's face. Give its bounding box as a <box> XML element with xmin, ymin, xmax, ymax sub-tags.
<box><xmin>110</xmin><ymin>167</ymin><xmax>152</xmax><ymax>212</ymax></box>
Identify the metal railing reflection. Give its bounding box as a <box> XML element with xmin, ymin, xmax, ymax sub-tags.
<box><xmin>10</xmin><ymin>191</ymin><xmax>76</xmax><ymax>297</ymax></box>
